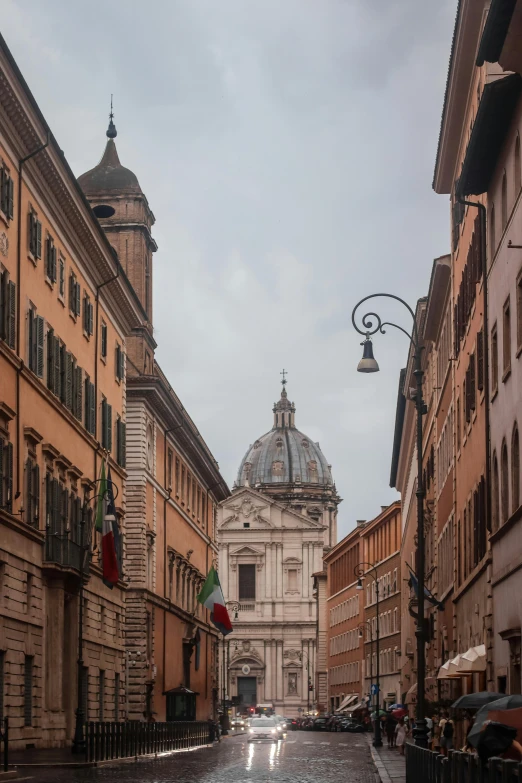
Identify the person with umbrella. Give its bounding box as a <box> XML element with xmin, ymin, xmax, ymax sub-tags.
<box><xmin>439</xmin><ymin>711</ymin><xmax>455</xmax><ymax>756</ymax></box>
<box><xmin>385</xmin><ymin>711</ymin><xmax>397</xmax><ymax>748</ymax></box>
<box><xmin>395</xmin><ymin>717</ymin><xmax>409</xmax><ymax>755</ymax></box>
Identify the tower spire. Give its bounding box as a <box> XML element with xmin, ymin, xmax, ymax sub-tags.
<box><xmin>106</xmin><ymin>94</ymin><xmax>117</xmax><ymax>139</ymax></box>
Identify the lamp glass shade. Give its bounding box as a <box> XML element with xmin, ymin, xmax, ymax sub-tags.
<box><xmin>357</xmin><ymin>338</ymin><xmax>379</xmax><ymax>373</ymax></box>
<box><xmin>356</xmin><ymin>577</ymin><xmax>363</xmax><ymax>590</ymax></box>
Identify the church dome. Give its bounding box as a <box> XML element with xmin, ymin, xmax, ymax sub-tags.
<box><xmin>78</xmin><ymin>116</ymin><xmax>142</xmax><ymax>195</ymax></box>
<box><xmin>237</xmin><ymin>385</ymin><xmax>333</xmax><ymax>487</ymax></box>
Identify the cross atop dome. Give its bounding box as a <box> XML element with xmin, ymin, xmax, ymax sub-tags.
<box><xmin>106</xmin><ymin>94</ymin><xmax>117</xmax><ymax>139</ymax></box>
<box><xmin>280</xmin><ymin>368</ymin><xmax>288</xmax><ymax>387</ymax></box>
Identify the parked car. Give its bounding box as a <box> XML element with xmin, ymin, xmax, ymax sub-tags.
<box><xmin>339</xmin><ymin>719</ymin><xmax>365</xmax><ymax>733</ymax></box>
<box><xmin>231</xmin><ymin>717</ymin><xmax>247</xmax><ymax>731</ymax></box>
<box><xmin>313</xmin><ymin>717</ymin><xmax>329</xmax><ymax>731</ymax></box>
<box><xmin>272</xmin><ymin>715</ymin><xmax>287</xmax><ymax>738</ymax></box>
<box><xmin>248</xmin><ymin>717</ymin><xmax>279</xmax><ymax>742</ymax></box>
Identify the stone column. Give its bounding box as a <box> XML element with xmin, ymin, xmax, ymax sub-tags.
<box><xmin>265</xmin><ymin>543</ymin><xmax>271</xmax><ymax>599</ymax></box>
<box><xmin>276</xmin><ymin>544</ymin><xmax>283</xmax><ymax>598</ymax></box>
<box><xmin>302</xmin><ymin>543</ymin><xmax>309</xmax><ymax>598</ymax></box>
<box><xmin>222</xmin><ymin>544</ymin><xmax>229</xmax><ymax>597</ymax></box>
<box><xmin>301</xmin><ymin>641</ymin><xmax>307</xmax><ymax>704</ymax></box>
<box><xmin>276</xmin><ymin>641</ymin><xmax>283</xmax><ymax>703</ymax></box>
<box><xmin>271</xmin><ymin>642</ymin><xmax>277</xmax><ymax>703</ymax></box>
<box><xmin>263</xmin><ymin>641</ymin><xmax>270</xmax><ymax>700</ymax></box>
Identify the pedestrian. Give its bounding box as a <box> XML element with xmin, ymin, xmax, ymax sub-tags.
<box><xmin>395</xmin><ymin>717</ymin><xmax>409</xmax><ymax>755</ymax></box>
<box><xmin>439</xmin><ymin>711</ymin><xmax>455</xmax><ymax>757</ymax></box>
<box><xmin>432</xmin><ymin>713</ymin><xmax>441</xmax><ymax>753</ymax></box>
<box><xmin>385</xmin><ymin>712</ymin><xmax>397</xmax><ymax>748</ymax></box>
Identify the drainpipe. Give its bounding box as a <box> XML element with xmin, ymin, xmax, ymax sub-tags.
<box><xmin>15</xmin><ymin>133</ymin><xmax>50</xmax><ymax>499</ymax></box>
<box><xmin>93</xmin><ymin>258</ymin><xmax>121</xmax><ymax>481</ymax></box>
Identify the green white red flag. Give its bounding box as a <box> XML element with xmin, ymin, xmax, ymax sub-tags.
<box><xmin>95</xmin><ymin>458</ymin><xmax>120</xmax><ymax>588</ymax></box>
<box><xmin>197</xmin><ymin>566</ymin><xmax>232</xmax><ymax>636</ymax></box>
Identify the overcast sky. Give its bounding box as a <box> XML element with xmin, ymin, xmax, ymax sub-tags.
<box><xmin>4</xmin><ymin>0</ymin><xmax>456</xmax><ymax>539</ymax></box>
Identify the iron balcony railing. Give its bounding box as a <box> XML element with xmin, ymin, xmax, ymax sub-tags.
<box><xmin>44</xmin><ymin>531</ymin><xmax>87</xmax><ymax>573</ymax></box>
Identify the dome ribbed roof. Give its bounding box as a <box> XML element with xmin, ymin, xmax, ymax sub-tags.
<box><xmin>237</xmin><ymin>387</ymin><xmax>333</xmax><ymax>487</ymax></box>
<box><xmin>78</xmin><ymin>138</ymin><xmax>142</xmax><ymax>194</ymax></box>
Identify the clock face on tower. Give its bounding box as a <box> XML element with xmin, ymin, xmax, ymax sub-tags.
<box><xmin>146</xmin><ymin>425</ymin><xmax>154</xmax><ymax>470</ymax></box>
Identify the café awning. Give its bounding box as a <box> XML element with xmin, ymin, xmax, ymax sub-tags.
<box><xmin>438</xmin><ymin>644</ymin><xmax>486</xmax><ymax>679</ymax></box>
<box><xmin>336</xmin><ymin>693</ymin><xmax>359</xmax><ymax>712</ymax></box>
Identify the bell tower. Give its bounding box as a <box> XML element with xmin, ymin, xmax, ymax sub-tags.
<box><xmin>78</xmin><ymin>104</ymin><xmax>157</xmax><ymax>373</ymax></box>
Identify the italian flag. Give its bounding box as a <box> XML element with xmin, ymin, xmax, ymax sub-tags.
<box><xmin>197</xmin><ymin>566</ymin><xmax>232</xmax><ymax>636</ymax></box>
<box><xmin>95</xmin><ymin>458</ymin><xmax>120</xmax><ymax>588</ymax></box>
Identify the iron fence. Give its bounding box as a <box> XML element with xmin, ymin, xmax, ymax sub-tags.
<box><xmin>406</xmin><ymin>743</ymin><xmax>522</xmax><ymax>783</ymax></box>
<box><xmin>85</xmin><ymin>721</ymin><xmax>212</xmax><ymax>762</ymax></box>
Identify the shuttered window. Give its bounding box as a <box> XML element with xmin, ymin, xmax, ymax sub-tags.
<box><xmin>28</xmin><ymin>309</ymin><xmax>44</xmax><ymax>378</ymax></box>
<box><xmin>477</xmin><ymin>330</ymin><xmax>484</xmax><ymax>391</ymax></box>
<box><xmin>24</xmin><ymin>457</ymin><xmax>40</xmax><ymax>528</ymax></box>
<box><xmin>0</xmin><ymin>271</ymin><xmax>15</xmax><ymax>348</ymax></box>
<box><xmin>116</xmin><ymin>417</ymin><xmax>126</xmax><ymax>468</ymax></box>
<box><xmin>101</xmin><ymin>323</ymin><xmax>108</xmax><ymax>359</ymax></box>
<box><xmin>24</xmin><ymin>656</ymin><xmax>33</xmax><ymax>726</ymax></box>
<box><xmin>83</xmin><ymin>294</ymin><xmax>93</xmax><ymax>336</ymax></box>
<box><xmin>85</xmin><ymin>377</ymin><xmax>96</xmax><ymax>435</ymax></box>
<box><xmin>28</xmin><ymin>211</ymin><xmax>42</xmax><ymax>259</ymax></box>
<box><xmin>45</xmin><ymin>236</ymin><xmax>57</xmax><ymax>283</ymax></box>
<box><xmin>0</xmin><ymin>167</ymin><xmax>14</xmax><ymax>220</ymax></box>
<box><xmin>238</xmin><ymin>564</ymin><xmax>256</xmax><ymax>600</ymax></box>
<box><xmin>101</xmin><ymin>398</ymin><xmax>112</xmax><ymax>451</ymax></box>
<box><xmin>0</xmin><ymin>439</ymin><xmax>14</xmax><ymax>513</ymax></box>
<box><xmin>115</xmin><ymin>344</ymin><xmax>124</xmax><ymax>381</ymax></box>
<box><xmin>69</xmin><ymin>272</ymin><xmax>81</xmax><ymax>317</ymax></box>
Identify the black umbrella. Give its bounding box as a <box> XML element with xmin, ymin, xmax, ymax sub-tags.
<box><xmin>468</xmin><ymin>695</ymin><xmax>522</xmax><ymax>747</ymax></box>
<box><xmin>452</xmin><ymin>692</ymin><xmax>505</xmax><ymax>710</ymax></box>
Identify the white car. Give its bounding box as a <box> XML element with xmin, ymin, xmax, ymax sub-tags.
<box><xmin>248</xmin><ymin>717</ymin><xmax>279</xmax><ymax>742</ymax></box>
<box><xmin>272</xmin><ymin>715</ymin><xmax>287</xmax><ymax>738</ymax></box>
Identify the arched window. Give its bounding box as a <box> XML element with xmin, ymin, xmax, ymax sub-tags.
<box><xmin>501</xmin><ymin>440</ymin><xmax>509</xmax><ymax>524</ymax></box>
<box><xmin>492</xmin><ymin>453</ymin><xmax>500</xmax><ymax>532</ymax></box>
<box><xmin>514</xmin><ymin>136</ymin><xmax>522</xmax><ymax>198</ymax></box>
<box><xmin>502</xmin><ymin>172</ymin><xmax>508</xmax><ymax>230</ymax></box>
<box><xmin>512</xmin><ymin>425</ymin><xmax>520</xmax><ymax>512</ymax></box>
<box><xmin>490</xmin><ymin>205</ymin><xmax>496</xmax><ymax>261</ymax></box>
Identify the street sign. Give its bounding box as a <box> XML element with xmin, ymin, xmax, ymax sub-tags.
<box><xmin>371</xmin><ymin>684</ymin><xmax>379</xmax><ymax>696</ymax></box>
<box><xmin>297</xmin><ymin>707</ymin><xmax>303</xmax><ymax>713</ymax></box>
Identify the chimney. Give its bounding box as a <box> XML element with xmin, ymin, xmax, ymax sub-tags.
<box><xmin>356</xmin><ymin>519</ymin><xmax>366</xmax><ymax>528</ymax></box>
<box><xmin>381</xmin><ymin>505</ymin><xmax>388</xmax><ymax>512</ymax></box>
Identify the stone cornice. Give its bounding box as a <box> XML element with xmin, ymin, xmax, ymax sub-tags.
<box><xmin>0</xmin><ymin>35</ymin><xmax>146</xmax><ymax>335</ymax></box>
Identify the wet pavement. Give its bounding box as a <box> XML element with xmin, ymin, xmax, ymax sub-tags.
<box><xmin>22</xmin><ymin>730</ymin><xmax>377</xmax><ymax>783</ymax></box>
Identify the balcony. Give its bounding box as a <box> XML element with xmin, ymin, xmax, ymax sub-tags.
<box><xmin>43</xmin><ymin>530</ymin><xmax>89</xmax><ymax>574</ymax></box>
<box><xmin>238</xmin><ymin>602</ymin><xmax>256</xmax><ymax>612</ymax></box>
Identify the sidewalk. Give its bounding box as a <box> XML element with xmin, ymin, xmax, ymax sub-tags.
<box><xmin>366</xmin><ymin>736</ymin><xmax>406</xmax><ymax>783</ymax></box>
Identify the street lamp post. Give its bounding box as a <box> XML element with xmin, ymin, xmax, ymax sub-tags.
<box><xmin>358</xmin><ymin>621</ymin><xmax>373</xmax><ymax>709</ymax></box>
<box><xmin>355</xmin><ymin>562</ymin><xmax>382</xmax><ymax>748</ymax></box>
<box><xmin>352</xmin><ymin>293</ymin><xmax>428</xmax><ymax>748</ymax></box>
<box><xmin>299</xmin><ymin>650</ymin><xmax>314</xmax><ymax>714</ymax></box>
<box><xmin>72</xmin><ymin>478</ymin><xmax>119</xmax><ymax>754</ymax></box>
<box><xmin>221</xmin><ymin>601</ymin><xmax>240</xmax><ymax>736</ymax></box>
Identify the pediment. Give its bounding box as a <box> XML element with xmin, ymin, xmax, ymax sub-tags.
<box><xmin>230</xmin><ymin>545</ymin><xmax>264</xmax><ymax>557</ymax></box>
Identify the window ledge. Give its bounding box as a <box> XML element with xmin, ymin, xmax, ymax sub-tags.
<box><xmin>45</xmin><ymin>277</ymin><xmax>54</xmax><ymax>290</ymax></box>
<box><xmin>27</xmin><ymin>252</ymin><xmax>37</xmax><ymax>267</ymax></box>
<box><xmin>101</xmin><ymin>355</ymin><xmax>107</xmax><ymax>365</ymax></box>
<box><xmin>491</xmin><ymin>386</ymin><xmax>498</xmax><ymax>402</ymax></box>
<box><xmin>502</xmin><ymin>366</ymin><xmax>512</xmax><ymax>383</ymax></box>
<box><xmin>517</xmin><ymin>344</ymin><xmax>522</xmax><ymax>359</ymax></box>
<box><xmin>69</xmin><ymin>312</ymin><xmax>77</xmax><ymax>324</ymax></box>
<box><xmin>0</xmin><ymin>210</ymin><xmax>9</xmax><ymax>229</ymax></box>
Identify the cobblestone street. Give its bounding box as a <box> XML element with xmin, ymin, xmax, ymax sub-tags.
<box><xmin>23</xmin><ymin>731</ymin><xmax>377</xmax><ymax>783</ymax></box>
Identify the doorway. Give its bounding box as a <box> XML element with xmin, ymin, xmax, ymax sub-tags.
<box><xmin>238</xmin><ymin>676</ymin><xmax>257</xmax><ymax>709</ymax></box>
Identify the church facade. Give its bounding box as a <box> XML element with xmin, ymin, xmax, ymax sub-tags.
<box><xmin>217</xmin><ymin>385</ymin><xmax>340</xmax><ymax>715</ymax></box>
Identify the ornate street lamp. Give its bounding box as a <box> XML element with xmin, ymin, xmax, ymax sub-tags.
<box><xmin>358</xmin><ymin>620</ymin><xmax>373</xmax><ymax>709</ymax></box>
<box><xmin>352</xmin><ymin>293</ymin><xmax>428</xmax><ymax>748</ymax></box>
<box><xmin>298</xmin><ymin>650</ymin><xmax>314</xmax><ymax>714</ymax></box>
<box><xmin>221</xmin><ymin>601</ymin><xmax>240</xmax><ymax>736</ymax></box>
<box><xmin>72</xmin><ymin>477</ymin><xmax>119</xmax><ymax>755</ymax></box>
<box><xmin>355</xmin><ymin>562</ymin><xmax>382</xmax><ymax>748</ymax></box>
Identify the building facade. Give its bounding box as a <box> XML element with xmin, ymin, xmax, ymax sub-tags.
<box><xmin>77</xmin><ymin>121</ymin><xmax>229</xmax><ymax>722</ymax></box>
<box><xmin>0</xmin><ymin>36</ymin><xmax>144</xmax><ymax>748</ymax></box>
<box><xmin>217</xmin><ymin>384</ymin><xmax>341</xmax><ymax>715</ymax></box>
<box><xmin>324</xmin><ymin>526</ymin><xmax>364</xmax><ymax>714</ymax></box>
<box><xmin>359</xmin><ymin>503</ymin><xmax>402</xmax><ymax>709</ymax></box>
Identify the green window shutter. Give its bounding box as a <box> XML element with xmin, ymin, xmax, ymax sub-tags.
<box><xmin>0</xmin><ymin>271</ymin><xmax>4</xmax><ymax>341</ymax></box>
<box><xmin>88</xmin><ymin>303</ymin><xmax>93</xmax><ymax>336</ymax></box>
<box><xmin>75</xmin><ymin>366</ymin><xmax>83</xmax><ymax>421</ymax></box>
<box><xmin>65</xmin><ymin>352</ymin><xmax>73</xmax><ymax>410</ymax></box>
<box><xmin>51</xmin><ymin>246</ymin><xmax>57</xmax><ymax>283</ymax></box>
<box><xmin>89</xmin><ymin>383</ymin><xmax>96</xmax><ymax>435</ymax></box>
<box><xmin>5</xmin><ymin>442</ymin><xmax>13</xmax><ymax>512</ymax></box>
<box><xmin>36</xmin><ymin>315</ymin><xmax>45</xmax><ymax>378</ymax></box>
<box><xmin>7</xmin><ymin>281</ymin><xmax>15</xmax><ymax>349</ymax></box>
<box><xmin>69</xmin><ymin>273</ymin><xmax>75</xmax><ymax>310</ymax></box>
<box><xmin>54</xmin><ymin>337</ymin><xmax>61</xmax><ymax>398</ymax></box>
<box><xmin>28</xmin><ymin>212</ymin><xmax>34</xmax><ymax>255</ymax></box>
<box><xmin>47</xmin><ymin>328</ymin><xmax>54</xmax><ymax>391</ymax></box>
<box><xmin>0</xmin><ymin>439</ymin><xmax>4</xmax><ymax>508</ymax></box>
<box><xmin>101</xmin><ymin>324</ymin><xmax>107</xmax><ymax>357</ymax></box>
<box><xmin>75</xmin><ymin>283</ymin><xmax>81</xmax><ymax>317</ymax></box>
<box><xmin>107</xmin><ymin>404</ymin><xmax>112</xmax><ymax>452</ymax></box>
<box><xmin>28</xmin><ymin>309</ymin><xmax>35</xmax><ymax>371</ymax></box>
<box><xmin>36</xmin><ymin>220</ymin><xmax>42</xmax><ymax>259</ymax></box>
<box><xmin>115</xmin><ymin>345</ymin><xmax>121</xmax><ymax>379</ymax></box>
<box><xmin>101</xmin><ymin>398</ymin><xmax>107</xmax><ymax>447</ymax></box>
<box><xmin>32</xmin><ymin>462</ymin><xmax>40</xmax><ymax>528</ymax></box>
<box><xmin>7</xmin><ymin>177</ymin><xmax>14</xmax><ymax>220</ymax></box>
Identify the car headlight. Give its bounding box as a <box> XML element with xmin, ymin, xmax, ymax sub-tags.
<box><xmin>249</xmin><ymin>729</ymin><xmax>254</xmax><ymax>733</ymax></box>
<box><xmin>282</xmin><ymin>723</ymin><xmax>286</xmax><ymax>728</ymax></box>
<box><xmin>271</xmin><ymin>729</ymin><xmax>276</xmax><ymax>734</ymax></box>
